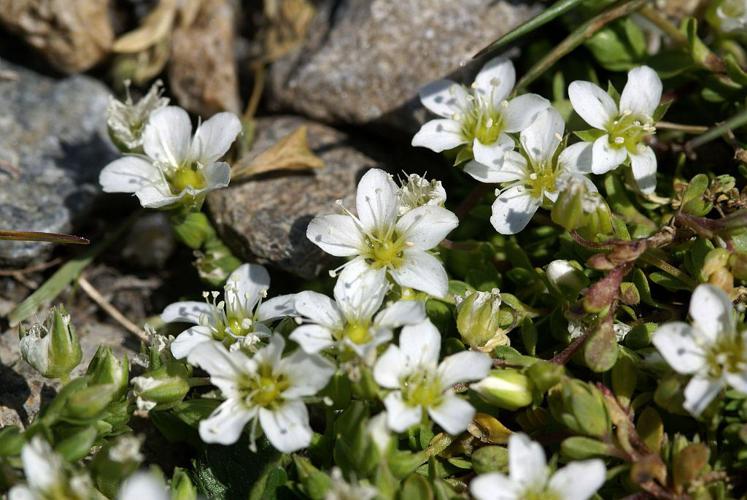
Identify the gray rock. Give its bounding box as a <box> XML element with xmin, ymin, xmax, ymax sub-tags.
<box><xmin>208</xmin><ymin>115</ymin><xmax>414</xmax><ymax>279</ymax></box>
<box><xmin>267</xmin><ymin>0</ymin><xmax>539</xmax><ymax>134</ymax></box>
<box><xmin>0</xmin><ymin>58</ymin><xmax>117</xmax><ymax>266</ymax></box>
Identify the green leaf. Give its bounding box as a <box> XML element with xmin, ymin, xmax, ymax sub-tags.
<box><xmin>573</xmin><ymin>129</ymin><xmax>605</xmax><ymax>142</ymax></box>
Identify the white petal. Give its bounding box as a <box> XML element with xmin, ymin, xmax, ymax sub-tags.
<box><xmin>356</xmin><ymin>168</ymin><xmax>399</xmax><ymax>232</ymax></box>
<box><xmin>22</xmin><ymin>438</ymin><xmax>60</xmax><ymax>491</ymax></box>
<box><xmin>725</xmin><ymin>370</ymin><xmax>747</xmax><ymax>393</ymax></box>
<box><xmin>558</xmin><ymin>142</ymin><xmax>594</xmax><ymax>174</ymax></box>
<box><xmin>411</xmin><ymin>119</ymin><xmax>467</xmax><ymax>152</ymax></box>
<box><xmin>171</xmin><ymin>326</ymin><xmax>213</xmax><ymax>359</ymax></box>
<box><xmin>490</xmin><ymin>185</ymin><xmax>540</xmax><ymax>235</ymax></box>
<box><xmin>399</xmin><ymin>320</ymin><xmax>441</xmax><ymax>368</ymax></box>
<box><xmin>375</xmin><ymin>300</ymin><xmax>426</xmax><ymax>328</ymax></box>
<box><xmin>118</xmin><ymin>472</ymin><xmax>169</xmax><ymax>500</ymax></box>
<box><xmin>289</xmin><ymin>324</ymin><xmax>335</xmax><ymax>354</ymax></box>
<box><xmin>470</xmin><ymin>473</ymin><xmax>522</xmax><ymax>500</ymax></box>
<box><xmin>281</xmin><ymin>351</ymin><xmax>335</xmax><ymax>398</ymax></box>
<box><xmin>257</xmin><ymin>293</ymin><xmax>297</xmax><ymax>320</ymax></box>
<box><xmin>684</xmin><ymin>375</ymin><xmax>723</xmax><ymax>417</ymax></box>
<box><xmin>630</xmin><ymin>146</ymin><xmax>657</xmax><ymax>194</ymax></box>
<box><xmin>143</xmin><ymin>106</ymin><xmax>192</xmax><ymax>166</ymax></box>
<box><xmin>690</xmin><ymin>284</ymin><xmax>735</xmax><ymax>342</ymax></box>
<box><xmin>464</xmin><ymin>150</ymin><xmax>527</xmax><ymax>184</ymax></box>
<box><xmin>294</xmin><ymin>291</ymin><xmax>344</xmax><ymax>330</ymax></box>
<box><xmin>162</xmin><ymin>301</ymin><xmax>213</xmax><ymax>324</ymax></box>
<box><xmin>591</xmin><ymin>135</ymin><xmax>626</xmax><ymax>174</ymax></box>
<box><xmin>189</xmin><ymin>112</ymin><xmax>242</xmax><ymax>164</ymax></box>
<box><xmin>334</xmin><ymin>263</ymin><xmax>388</xmax><ymax>322</ymax></box>
<box><xmin>199</xmin><ymin>399</ymin><xmax>254</xmax><ymax>445</ymax></box>
<box><xmin>374</xmin><ymin>345</ymin><xmax>404</xmax><ymax>388</ymax></box>
<box><xmin>438</xmin><ymin>351</ymin><xmax>492</xmax><ymax>387</ymax></box>
<box><xmin>472</xmin><ymin>134</ymin><xmax>515</xmax><ymax>170</ymax></box>
<box><xmin>9</xmin><ymin>486</ymin><xmax>37</xmax><ymax>500</ymax></box>
<box><xmin>99</xmin><ymin>156</ymin><xmax>159</xmax><ymax>194</ymax></box>
<box><xmin>474</xmin><ymin>57</ymin><xmax>516</xmax><ymax>104</ymax></box>
<box><xmin>202</xmin><ymin>161</ymin><xmax>231</xmax><ymax>190</ymax></box>
<box><xmin>390</xmin><ymin>249</ymin><xmax>449</xmax><ymax>299</ymax></box>
<box><xmin>652</xmin><ymin>322</ymin><xmax>705</xmax><ymax>374</ymax></box>
<box><xmin>520</xmin><ymin>107</ymin><xmax>564</xmax><ymax>166</ymax></box>
<box><xmin>568</xmin><ymin>81</ymin><xmax>617</xmax><ymax>130</ymax></box>
<box><xmin>306</xmin><ymin>214</ymin><xmax>365</xmax><ymax>257</ymax></box>
<box><xmin>134</xmin><ymin>183</ymin><xmax>180</xmax><ymax>209</ymax></box>
<box><xmin>259</xmin><ymin>401</ymin><xmax>313</xmax><ymax>453</ymax></box>
<box><xmin>548</xmin><ymin>459</ymin><xmax>606</xmax><ymax>500</ymax></box>
<box><xmin>254</xmin><ymin>333</ymin><xmax>285</xmax><ymax>368</ymax></box>
<box><xmin>188</xmin><ymin>340</ymin><xmax>245</xmax><ymax>380</ymax></box>
<box><xmin>619</xmin><ymin>66</ymin><xmax>662</xmax><ymax>118</ymax></box>
<box><xmin>508</xmin><ymin>433</ymin><xmax>549</xmax><ymax>487</ymax></box>
<box><xmin>419</xmin><ymin>79</ymin><xmax>469</xmax><ymax>118</ymax></box>
<box><xmin>429</xmin><ymin>394</ymin><xmax>476</xmax><ymax>435</ymax></box>
<box><xmin>383</xmin><ymin>392</ymin><xmax>422</xmax><ymax>432</ymax></box>
<box><xmin>397</xmin><ymin>205</ymin><xmax>459</xmax><ymax>250</ymax></box>
<box><xmin>226</xmin><ymin>263</ymin><xmax>270</xmax><ymax>314</ymax></box>
<box><xmin>503</xmin><ymin>94</ymin><xmax>552</xmax><ymax>133</ymax></box>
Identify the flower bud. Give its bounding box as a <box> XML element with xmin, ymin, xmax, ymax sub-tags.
<box><xmin>91</xmin><ymin>435</ymin><xmax>144</xmax><ymax>498</ymax></box>
<box><xmin>470</xmin><ymin>369</ymin><xmax>534</xmax><ymax>411</ymax></box>
<box><xmin>545</xmin><ymin>260</ymin><xmax>588</xmax><ymax>298</ymax></box>
<box><xmin>171</xmin><ymin>468</ymin><xmax>198</xmax><ymax>500</ymax></box>
<box><xmin>397</xmin><ymin>173</ymin><xmax>447</xmax><ymax>215</ymax></box>
<box><xmin>19</xmin><ymin>305</ymin><xmax>82</xmax><ymax>380</ymax></box>
<box><xmin>293</xmin><ymin>455</ymin><xmax>332</xmax><ymax>499</ymax></box>
<box><xmin>170</xmin><ymin>211</ymin><xmax>214</xmax><ymax>250</ymax></box>
<box><xmin>131</xmin><ymin>365</ymin><xmax>191</xmax><ymax>412</ymax></box>
<box><xmin>551</xmin><ymin>177</ymin><xmax>586</xmax><ymax>231</ymax></box>
<box><xmin>548</xmin><ymin>379</ymin><xmax>611</xmax><ymax>438</ymax></box>
<box><xmin>107</xmin><ymin>80</ymin><xmax>168</xmax><ymax>153</ymax></box>
<box><xmin>525</xmin><ymin>360</ymin><xmax>564</xmax><ymax>394</ymax></box>
<box><xmin>65</xmin><ymin>383</ymin><xmax>121</xmax><ymax>420</ymax></box>
<box><xmin>456</xmin><ymin>289</ymin><xmax>509</xmax><ymax>350</ymax></box>
<box><xmin>471</xmin><ymin>445</ymin><xmax>509</xmax><ymax>474</ymax></box>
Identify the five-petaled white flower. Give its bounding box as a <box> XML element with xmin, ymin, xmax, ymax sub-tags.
<box><xmin>290</xmin><ymin>259</ymin><xmax>425</xmax><ymax>362</ymax></box>
<box><xmin>652</xmin><ymin>284</ymin><xmax>747</xmax><ymax>416</ymax></box>
<box><xmin>99</xmin><ymin>106</ymin><xmax>241</xmax><ymax>208</ymax></box>
<box><xmin>9</xmin><ymin>437</ymin><xmax>94</xmax><ymax>500</ymax></box>
<box><xmin>187</xmin><ymin>334</ymin><xmax>335</xmax><ymax>452</ymax></box>
<box><xmin>568</xmin><ymin>66</ymin><xmax>662</xmax><ymax>194</ymax></box>
<box><xmin>397</xmin><ymin>173</ymin><xmax>447</xmax><ymax>215</ymax></box>
<box><xmin>164</xmin><ymin>263</ymin><xmax>294</xmax><ymax>359</ymax></box>
<box><xmin>307</xmin><ymin>168</ymin><xmax>458</xmax><ymax>298</ymax></box>
<box><xmin>470</xmin><ymin>433</ymin><xmax>606</xmax><ymax>500</ymax></box>
<box><xmin>412</xmin><ymin>57</ymin><xmax>550</xmax><ymax>170</ymax></box>
<box><xmin>373</xmin><ymin>319</ymin><xmax>491</xmax><ymax>434</ymax></box>
<box><xmin>465</xmin><ymin>106</ymin><xmax>595</xmax><ymax>234</ymax></box>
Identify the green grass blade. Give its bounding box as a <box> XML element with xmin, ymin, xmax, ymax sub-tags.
<box><xmin>7</xmin><ymin>211</ymin><xmax>141</xmax><ymax>327</ymax></box>
<box><xmin>474</xmin><ymin>0</ymin><xmax>586</xmax><ymax>59</ymax></box>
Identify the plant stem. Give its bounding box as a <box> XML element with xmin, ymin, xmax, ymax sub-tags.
<box><xmin>685</xmin><ymin>107</ymin><xmax>747</xmax><ymax>152</ymax></box>
<box><xmin>655</xmin><ymin>121</ymin><xmax>708</xmax><ymax>134</ymax></box>
<box><xmin>639</xmin><ymin>5</ymin><xmax>687</xmax><ymax>46</ymax></box>
<box><xmin>515</xmin><ymin>0</ymin><xmax>647</xmax><ymax>93</ymax></box>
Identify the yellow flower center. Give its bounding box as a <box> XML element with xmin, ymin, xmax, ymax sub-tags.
<box><xmin>526</xmin><ymin>164</ymin><xmax>559</xmax><ymax>201</ymax></box>
<box><xmin>461</xmin><ymin>101</ymin><xmax>506</xmax><ymax>145</ymax></box>
<box><xmin>341</xmin><ymin>322</ymin><xmax>372</xmax><ymax>345</ymax></box>
<box><xmin>705</xmin><ymin>334</ymin><xmax>747</xmax><ymax>378</ymax></box>
<box><xmin>363</xmin><ymin>229</ymin><xmax>407</xmax><ymax>269</ymax></box>
<box><xmin>243</xmin><ymin>365</ymin><xmax>290</xmax><ymax>408</ymax></box>
<box><xmin>606</xmin><ymin>113</ymin><xmax>655</xmax><ymax>154</ymax></box>
<box><xmin>401</xmin><ymin>370</ymin><xmax>443</xmax><ymax>407</ymax></box>
<box><xmin>168</xmin><ymin>164</ymin><xmax>206</xmax><ymax>194</ymax></box>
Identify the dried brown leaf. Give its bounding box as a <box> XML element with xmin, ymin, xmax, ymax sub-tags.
<box><xmin>263</xmin><ymin>0</ymin><xmax>316</xmax><ymax>62</ymax></box>
<box><xmin>233</xmin><ymin>126</ymin><xmax>324</xmax><ymax>179</ymax></box>
<box><xmin>112</xmin><ymin>0</ymin><xmax>177</xmax><ymax>53</ymax></box>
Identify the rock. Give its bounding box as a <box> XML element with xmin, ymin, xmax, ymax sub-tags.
<box><xmin>209</xmin><ymin>115</ymin><xmax>406</xmax><ymax>278</ymax></box>
<box><xmin>0</xmin><ymin>58</ymin><xmax>117</xmax><ymax>266</ymax></box>
<box><xmin>0</xmin><ymin>0</ymin><xmax>113</xmax><ymax>74</ymax></box>
<box><xmin>0</xmin><ymin>321</ymin><xmax>137</xmax><ymax>428</ymax></box>
<box><xmin>267</xmin><ymin>0</ymin><xmax>539</xmax><ymax>134</ymax></box>
<box><xmin>169</xmin><ymin>0</ymin><xmax>241</xmax><ymax>116</ymax></box>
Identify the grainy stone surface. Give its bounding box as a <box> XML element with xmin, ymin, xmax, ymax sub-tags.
<box><xmin>208</xmin><ymin>115</ymin><xmax>418</xmax><ymax>278</ymax></box>
<box><xmin>0</xmin><ymin>58</ymin><xmax>117</xmax><ymax>266</ymax></box>
<box><xmin>267</xmin><ymin>0</ymin><xmax>539</xmax><ymax>134</ymax></box>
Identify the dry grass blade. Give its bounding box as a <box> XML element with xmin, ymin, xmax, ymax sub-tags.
<box><xmin>232</xmin><ymin>126</ymin><xmax>324</xmax><ymax>180</ymax></box>
<box><xmin>0</xmin><ymin>231</ymin><xmax>89</xmax><ymax>245</ymax></box>
<box><xmin>112</xmin><ymin>0</ymin><xmax>177</xmax><ymax>53</ymax></box>
<box><xmin>78</xmin><ymin>276</ymin><xmax>148</xmax><ymax>342</ymax></box>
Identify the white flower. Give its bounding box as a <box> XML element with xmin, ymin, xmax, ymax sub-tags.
<box><xmin>397</xmin><ymin>173</ymin><xmax>447</xmax><ymax>215</ymax></box>
<box><xmin>187</xmin><ymin>334</ymin><xmax>335</xmax><ymax>452</ymax></box>
<box><xmin>307</xmin><ymin>168</ymin><xmax>458</xmax><ymax>298</ymax></box>
<box><xmin>164</xmin><ymin>263</ymin><xmax>295</xmax><ymax>359</ymax></box>
<box><xmin>717</xmin><ymin>0</ymin><xmax>747</xmax><ymax>32</ymax></box>
<box><xmin>465</xmin><ymin>106</ymin><xmax>595</xmax><ymax>235</ymax></box>
<box><xmin>118</xmin><ymin>472</ymin><xmax>169</xmax><ymax>500</ymax></box>
<box><xmin>9</xmin><ymin>437</ymin><xmax>94</xmax><ymax>500</ymax></box>
<box><xmin>413</xmin><ymin>56</ymin><xmax>550</xmax><ymax>170</ymax></box>
<box><xmin>108</xmin><ymin>435</ymin><xmax>144</xmax><ymax>463</ymax></box>
<box><xmin>99</xmin><ymin>106</ymin><xmax>241</xmax><ymax>208</ymax></box>
<box><xmin>107</xmin><ymin>80</ymin><xmax>169</xmax><ymax>151</ymax></box>
<box><xmin>470</xmin><ymin>433</ymin><xmax>606</xmax><ymax>500</ymax></box>
<box><xmin>652</xmin><ymin>284</ymin><xmax>747</xmax><ymax>416</ymax></box>
<box><xmin>568</xmin><ymin>66</ymin><xmax>662</xmax><ymax>194</ymax></box>
<box><xmin>325</xmin><ymin>468</ymin><xmax>378</xmax><ymax>500</ymax></box>
<box><xmin>290</xmin><ymin>260</ymin><xmax>425</xmax><ymax>362</ymax></box>
<box><xmin>373</xmin><ymin>319</ymin><xmax>491</xmax><ymax>434</ymax></box>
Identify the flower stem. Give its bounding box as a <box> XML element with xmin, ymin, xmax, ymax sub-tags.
<box><xmin>685</xmin><ymin>107</ymin><xmax>747</xmax><ymax>153</ymax></box>
<box><xmin>639</xmin><ymin>5</ymin><xmax>687</xmax><ymax>46</ymax></box>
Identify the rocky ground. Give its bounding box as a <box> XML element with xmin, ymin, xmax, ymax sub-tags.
<box><xmin>0</xmin><ymin>0</ymin><xmax>539</xmax><ymax>425</ymax></box>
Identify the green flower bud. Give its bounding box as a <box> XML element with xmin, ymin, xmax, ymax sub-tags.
<box><xmin>545</xmin><ymin>260</ymin><xmax>589</xmax><ymax>298</ymax></box>
<box><xmin>170</xmin><ymin>211</ymin><xmax>214</xmax><ymax>250</ymax></box>
<box><xmin>19</xmin><ymin>305</ymin><xmax>82</xmax><ymax>379</ymax></box>
<box><xmin>131</xmin><ymin>365</ymin><xmax>191</xmax><ymax>412</ymax></box>
<box><xmin>549</xmin><ymin>379</ymin><xmax>611</xmax><ymax>438</ymax></box>
<box><xmin>471</xmin><ymin>445</ymin><xmax>509</xmax><ymax>474</ymax></box>
<box><xmin>525</xmin><ymin>360</ymin><xmax>564</xmax><ymax>394</ymax></box>
<box><xmin>551</xmin><ymin>178</ymin><xmax>613</xmax><ymax>238</ymax></box>
<box><xmin>293</xmin><ymin>456</ymin><xmax>332</xmax><ymax>500</ymax></box>
<box><xmin>65</xmin><ymin>382</ymin><xmax>121</xmax><ymax>420</ymax></box>
<box><xmin>470</xmin><ymin>369</ymin><xmax>534</xmax><ymax>411</ymax></box>
<box><xmin>171</xmin><ymin>468</ymin><xmax>198</xmax><ymax>500</ymax></box>
<box><xmin>456</xmin><ymin>289</ymin><xmax>509</xmax><ymax>350</ymax></box>
<box><xmin>87</xmin><ymin>346</ymin><xmax>129</xmax><ymax>400</ymax></box>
